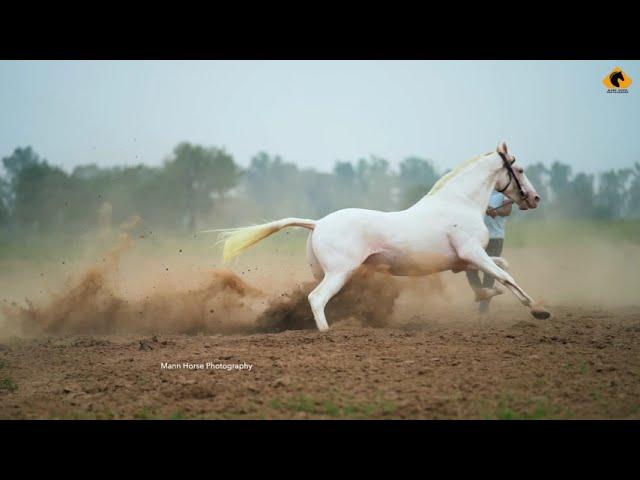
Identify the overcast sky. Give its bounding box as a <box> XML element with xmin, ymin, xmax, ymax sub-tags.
<box><xmin>1</xmin><ymin>60</ymin><xmax>638</xmax><ymax>174</ymax></box>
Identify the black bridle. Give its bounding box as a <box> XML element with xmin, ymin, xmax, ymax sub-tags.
<box><xmin>496</xmin><ymin>150</ymin><xmax>527</xmax><ymax>200</ymax></box>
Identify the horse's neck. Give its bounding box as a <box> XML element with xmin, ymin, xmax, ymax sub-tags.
<box><xmin>413</xmin><ymin>156</ymin><xmax>501</xmax><ymax>215</ymax></box>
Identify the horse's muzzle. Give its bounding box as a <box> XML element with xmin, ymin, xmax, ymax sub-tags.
<box><xmin>528</xmin><ymin>193</ymin><xmax>541</xmax><ymax>209</ymax></box>
<box><xmin>518</xmin><ymin>193</ymin><xmax>540</xmax><ymax>210</ymax></box>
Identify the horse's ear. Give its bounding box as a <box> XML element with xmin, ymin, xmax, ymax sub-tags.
<box><xmin>497</xmin><ymin>141</ymin><xmax>509</xmax><ymax>155</ymax></box>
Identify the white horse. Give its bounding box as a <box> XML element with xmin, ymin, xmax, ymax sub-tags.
<box><xmin>209</xmin><ymin>142</ymin><xmax>550</xmax><ymax>331</ymax></box>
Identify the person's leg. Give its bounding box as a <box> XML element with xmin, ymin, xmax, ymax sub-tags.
<box><xmin>466</xmin><ymin>269</ymin><xmax>482</xmax><ymax>290</ymax></box>
<box><xmin>479</xmin><ymin>238</ymin><xmax>504</xmax><ymax>313</ymax></box>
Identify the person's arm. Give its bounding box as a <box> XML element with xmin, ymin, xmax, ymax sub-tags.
<box><xmin>495</xmin><ymin>200</ymin><xmax>512</xmax><ymax>217</ymax></box>
<box><xmin>486</xmin><ymin>199</ymin><xmax>513</xmax><ymax>218</ymax></box>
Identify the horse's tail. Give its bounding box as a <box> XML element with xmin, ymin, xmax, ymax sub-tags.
<box><xmin>201</xmin><ymin>218</ymin><xmax>316</xmax><ymax>262</ymax></box>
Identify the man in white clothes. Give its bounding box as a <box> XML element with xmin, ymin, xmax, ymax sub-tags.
<box><xmin>466</xmin><ymin>189</ymin><xmax>512</xmax><ymax>313</ymax></box>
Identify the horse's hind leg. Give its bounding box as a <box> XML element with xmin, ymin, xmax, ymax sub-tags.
<box><xmin>308</xmin><ymin>270</ymin><xmax>354</xmax><ymax>331</ymax></box>
<box><xmin>308</xmin><ymin>226</ymin><xmax>369</xmax><ymax>331</ymax></box>
<box><xmin>306</xmin><ymin>233</ymin><xmax>324</xmax><ymax>281</ymax></box>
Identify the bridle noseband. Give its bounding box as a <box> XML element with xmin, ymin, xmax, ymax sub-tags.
<box><xmin>496</xmin><ymin>150</ymin><xmax>527</xmax><ymax>200</ymax></box>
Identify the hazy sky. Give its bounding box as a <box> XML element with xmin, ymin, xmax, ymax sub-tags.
<box><xmin>1</xmin><ymin>60</ymin><xmax>638</xmax><ymax>174</ymax></box>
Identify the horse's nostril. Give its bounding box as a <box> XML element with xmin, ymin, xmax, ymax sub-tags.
<box><xmin>534</xmin><ymin>195</ymin><xmax>541</xmax><ymax>203</ymax></box>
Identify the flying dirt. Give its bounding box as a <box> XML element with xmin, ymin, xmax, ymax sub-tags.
<box><xmin>1</xmin><ymin>220</ymin><xmax>439</xmax><ymax>336</ymax></box>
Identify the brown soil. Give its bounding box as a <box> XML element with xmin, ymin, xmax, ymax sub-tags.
<box><xmin>1</xmin><ymin>303</ymin><xmax>639</xmax><ymax>419</ymax></box>
<box><xmin>1</xmin><ymin>229</ymin><xmax>639</xmax><ymax>419</ymax></box>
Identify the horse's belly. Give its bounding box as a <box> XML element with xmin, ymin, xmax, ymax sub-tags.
<box><xmin>365</xmin><ymin>249</ymin><xmax>458</xmax><ymax>276</ymax></box>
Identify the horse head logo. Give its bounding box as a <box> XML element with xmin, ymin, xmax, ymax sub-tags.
<box><xmin>609</xmin><ymin>70</ymin><xmax>625</xmax><ymax>88</ymax></box>
<box><xmin>603</xmin><ymin>67</ymin><xmax>633</xmax><ymax>90</ymax></box>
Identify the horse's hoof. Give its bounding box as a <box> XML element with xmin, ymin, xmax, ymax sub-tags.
<box><xmin>530</xmin><ymin>307</ymin><xmax>551</xmax><ymax>319</ymax></box>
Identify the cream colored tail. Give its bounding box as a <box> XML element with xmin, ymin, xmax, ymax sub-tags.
<box><xmin>201</xmin><ymin>217</ymin><xmax>316</xmax><ymax>262</ymax></box>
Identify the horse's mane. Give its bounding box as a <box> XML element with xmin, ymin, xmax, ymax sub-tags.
<box><xmin>426</xmin><ymin>151</ymin><xmax>493</xmax><ymax>197</ymax></box>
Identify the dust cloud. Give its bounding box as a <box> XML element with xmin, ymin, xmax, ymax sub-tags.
<box><xmin>1</xmin><ymin>218</ymin><xmax>443</xmax><ymax>337</ymax></box>
<box><xmin>256</xmin><ymin>268</ymin><xmax>429</xmax><ymax>332</ymax></box>
<box><xmin>1</xmin><ymin>212</ymin><xmax>639</xmax><ymax>338</ymax></box>
<box><xmin>0</xmin><ymin>217</ymin><xmax>263</xmax><ymax>336</ymax></box>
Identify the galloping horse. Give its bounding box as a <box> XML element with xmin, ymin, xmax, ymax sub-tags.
<box><xmin>208</xmin><ymin>142</ymin><xmax>550</xmax><ymax>331</ymax></box>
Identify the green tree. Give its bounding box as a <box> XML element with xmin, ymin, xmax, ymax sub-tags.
<box><xmin>333</xmin><ymin>161</ymin><xmax>356</xmax><ymax>188</ymax></box>
<box><xmin>2</xmin><ymin>146</ymin><xmax>41</xmax><ymax>182</ymax></box>
<box><xmin>398</xmin><ymin>156</ymin><xmax>440</xmax><ymax>208</ymax></box>
<box><xmin>595</xmin><ymin>168</ymin><xmax>631</xmax><ymax>219</ymax></box>
<box><xmin>549</xmin><ymin>162</ymin><xmax>571</xmax><ymax>199</ymax></box>
<box><xmin>399</xmin><ymin>157</ymin><xmax>439</xmax><ymax>191</ymax></box>
<box><xmin>0</xmin><ymin>174</ymin><xmax>9</xmax><ymax>230</ymax></box>
<box><xmin>331</xmin><ymin>161</ymin><xmax>360</xmax><ymax>209</ymax></box>
<box><xmin>524</xmin><ymin>163</ymin><xmax>549</xmax><ymax>203</ymax></box>
<box><xmin>163</xmin><ymin>143</ymin><xmax>240</xmax><ymax>231</ymax></box>
<box><xmin>11</xmin><ymin>161</ymin><xmax>70</xmax><ymax>232</ymax></box>
<box><xmin>355</xmin><ymin>155</ymin><xmax>396</xmax><ymax>210</ymax></box>
<box><xmin>567</xmin><ymin>172</ymin><xmax>596</xmax><ymax>218</ymax></box>
<box><xmin>245</xmin><ymin>152</ymin><xmax>317</xmax><ymax>219</ymax></box>
<box><xmin>626</xmin><ymin>163</ymin><xmax>640</xmax><ymax>218</ymax></box>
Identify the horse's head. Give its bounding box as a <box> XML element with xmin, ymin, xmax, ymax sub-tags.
<box><xmin>494</xmin><ymin>141</ymin><xmax>541</xmax><ymax>210</ymax></box>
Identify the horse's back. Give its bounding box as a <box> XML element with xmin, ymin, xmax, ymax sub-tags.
<box><xmin>314</xmin><ymin>207</ymin><xmax>398</xmax><ymax>241</ymax></box>
<box><xmin>310</xmin><ymin>208</ymin><xmax>393</xmax><ymax>261</ymax></box>
<box><xmin>318</xmin><ymin>207</ymin><xmax>390</xmax><ymax>227</ymax></box>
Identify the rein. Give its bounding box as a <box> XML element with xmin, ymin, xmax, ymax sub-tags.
<box><xmin>496</xmin><ymin>150</ymin><xmax>527</xmax><ymax>200</ymax></box>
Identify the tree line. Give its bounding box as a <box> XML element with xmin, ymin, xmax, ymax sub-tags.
<box><xmin>1</xmin><ymin>143</ymin><xmax>639</xmax><ymax>240</ymax></box>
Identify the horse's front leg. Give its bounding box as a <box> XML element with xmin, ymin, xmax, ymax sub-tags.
<box><xmin>465</xmin><ymin>256</ymin><xmax>509</xmax><ymax>271</ymax></box>
<box><xmin>490</xmin><ymin>256</ymin><xmax>509</xmax><ymax>270</ymax></box>
<box><xmin>464</xmin><ymin>257</ymin><xmax>507</xmax><ymax>301</ymax></box>
<box><xmin>451</xmin><ymin>234</ymin><xmax>550</xmax><ymax>319</ymax></box>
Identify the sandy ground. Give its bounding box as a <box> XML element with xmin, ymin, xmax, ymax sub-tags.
<box><xmin>1</xmin><ymin>231</ymin><xmax>639</xmax><ymax>419</ymax></box>
<box><xmin>1</xmin><ymin>303</ymin><xmax>639</xmax><ymax>419</ymax></box>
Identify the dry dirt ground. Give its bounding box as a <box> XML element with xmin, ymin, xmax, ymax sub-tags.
<box><xmin>2</xmin><ymin>303</ymin><xmax>639</xmax><ymax>419</ymax></box>
<box><xmin>1</xmin><ymin>231</ymin><xmax>640</xmax><ymax>419</ymax></box>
